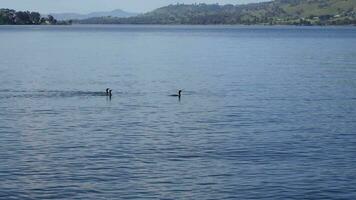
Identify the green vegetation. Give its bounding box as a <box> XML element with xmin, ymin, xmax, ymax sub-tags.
<box><xmin>0</xmin><ymin>9</ymin><xmax>71</xmax><ymax>25</ymax></box>
<box><xmin>78</xmin><ymin>0</ymin><xmax>356</xmax><ymax>25</ymax></box>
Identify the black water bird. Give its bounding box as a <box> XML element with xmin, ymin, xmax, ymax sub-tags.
<box><xmin>106</xmin><ymin>88</ymin><xmax>110</xmax><ymax>96</ymax></box>
<box><xmin>170</xmin><ymin>90</ymin><xmax>182</xmax><ymax>98</ymax></box>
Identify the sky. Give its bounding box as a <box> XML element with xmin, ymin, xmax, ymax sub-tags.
<box><xmin>0</xmin><ymin>0</ymin><xmax>267</xmax><ymax>14</ymax></box>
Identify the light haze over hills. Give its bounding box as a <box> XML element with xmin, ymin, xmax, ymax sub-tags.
<box><xmin>0</xmin><ymin>0</ymin><xmax>267</xmax><ymax>13</ymax></box>
<box><xmin>50</xmin><ymin>9</ymin><xmax>138</xmax><ymax>20</ymax></box>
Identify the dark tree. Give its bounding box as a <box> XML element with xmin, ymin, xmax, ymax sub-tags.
<box><xmin>30</xmin><ymin>12</ymin><xmax>41</xmax><ymax>24</ymax></box>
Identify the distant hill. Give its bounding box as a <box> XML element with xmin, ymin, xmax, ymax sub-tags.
<box><xmin>51</xmin><ymin>9</ymin><xmax>138</xmax><ymax>20</ymax></box>
<box><xmin>77</xmin><ymin>0</ymin><xmax>356</xmax><ymax>25</ymax></box>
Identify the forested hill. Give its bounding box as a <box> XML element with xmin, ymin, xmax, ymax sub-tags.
<box><xmin>0</xmin><ymin>9</ymin><xmax>70</xmax><ymax>25</ymax></box>
<box><xmin>78</xmin><ymin>0</ymin><xmax>356</xmax><ymax>25</ymax></box>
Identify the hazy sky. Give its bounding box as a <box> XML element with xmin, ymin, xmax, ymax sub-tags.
<box><xmin>1</xmin><ymin>0</ymin><xmax>267</xmax><ymax>14</ymax></box>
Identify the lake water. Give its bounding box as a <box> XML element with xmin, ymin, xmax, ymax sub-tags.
<box><xmin>0</xmin><ymin>25</ymin><xmax>356</xmax><ymax>199</ymax></box>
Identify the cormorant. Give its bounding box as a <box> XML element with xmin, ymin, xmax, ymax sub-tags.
<box><xmin>170</xmin><ymin>90</ymin><xmax>182</xmax><ymax>98</ymax></box>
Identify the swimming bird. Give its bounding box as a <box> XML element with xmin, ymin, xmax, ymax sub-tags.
<box><xmin>106</xmin><ymin>88</ymin><xmax>110</xmax><ymax>96</ymax></box>
<box><xmin>170</xmin><ymin>90</ymin><xmax>182</xmax><ymax>98</ymax></box>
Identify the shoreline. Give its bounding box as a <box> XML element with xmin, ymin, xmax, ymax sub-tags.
<box><xmin>1</xmin><ymin>23</ymin><xmax>356</xmax><ymax>27</ymax></box>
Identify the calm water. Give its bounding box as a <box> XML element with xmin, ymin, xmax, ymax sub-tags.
<box><xmin>0</xmin><ymin>25</ymin><xmax>356</xmax><ymax>199</ymax></box>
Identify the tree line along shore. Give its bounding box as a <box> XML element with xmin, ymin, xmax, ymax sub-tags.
<box><xmin>0</xmin><ymin>9</ymin><xmax>71</xmax><ymax>25</ymax></box>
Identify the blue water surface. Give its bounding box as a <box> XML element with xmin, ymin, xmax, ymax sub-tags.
<box><xmin>0</xmin><ymin>25</ymin><xmax>356</xmax><ymax>199</ymax></box>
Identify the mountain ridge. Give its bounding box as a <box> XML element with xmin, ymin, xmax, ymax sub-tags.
<box><xmin>50</xmin><ymin>9</ymin><xmax>138</xmax><ymax>20</ymax></box>
<box><xmin>77</xmin><ymin>0</ymin><xmax>356</xmax><ymax>25</ymax></box>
